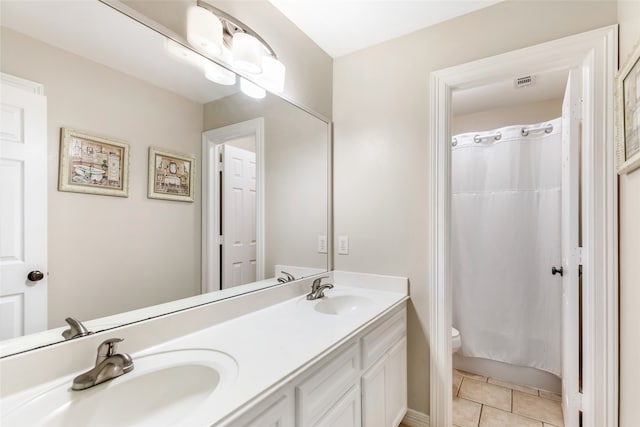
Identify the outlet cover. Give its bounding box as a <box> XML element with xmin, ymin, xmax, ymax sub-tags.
<box><xmin>338</xmin><ymin>235</ymin><xmax>349</xmax><ymax>255</ymax></box>
<box><xmin>317</xmin><ymin>235</ymin><xmax>327</xmax><ymax>254</ymax></box>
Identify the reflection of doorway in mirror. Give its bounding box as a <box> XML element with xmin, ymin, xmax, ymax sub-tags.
<box><xmin>219</xmin><ymin>137</ymin><xmax>257</xmax><ymax>289</ymax></box>
<box><xmin>202</xmin><ymin>117</ymin><xmax>265</xmax><ymax>294</ymax></box>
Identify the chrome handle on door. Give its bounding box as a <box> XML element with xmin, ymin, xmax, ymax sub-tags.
<box><xmin>27</xmin><ymin>270</ymin><xmax>44</xmax><ymax>282</ymax></box>
<box><xmin>551</xmin><ymin>266</ymin><xmax>563</xmax><ymax>277</ymax></box>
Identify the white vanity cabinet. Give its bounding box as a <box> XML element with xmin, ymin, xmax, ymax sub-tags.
<box><xmin>229</xmin><ymin>304</ymin><xmax>407</xmax><ymax>427</ymax></box>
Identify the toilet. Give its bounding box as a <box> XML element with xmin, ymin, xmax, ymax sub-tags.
<box><xmin>452</xmin><ymin>327</ymin><xmax>462</xmax><ymax>353</ymax></box>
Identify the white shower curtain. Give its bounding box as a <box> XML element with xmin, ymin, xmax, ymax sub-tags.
<box><xmin>452</xmin><ymin>118</ymin><xmax>562</xmax><ymax>377</ymax></box>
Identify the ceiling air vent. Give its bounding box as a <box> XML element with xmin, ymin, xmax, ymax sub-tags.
<box><xmin>515</xmin><ymin>75</ymin><xmax>535</xmax><ymax>88</ymax></box>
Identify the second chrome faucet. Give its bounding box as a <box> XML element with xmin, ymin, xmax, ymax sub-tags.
<box><xmin>306</xmin><ymin>276</ymin><xmax>334</xmax><ymax>300</ymax></box>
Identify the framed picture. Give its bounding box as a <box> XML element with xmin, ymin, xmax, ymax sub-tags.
<box><xmin>58</xmin><ymin>128</ymin><xmax>130</xmax><ymax>197</ymax></box>
<box><xmin>148</xmin><ymin>147</ymin><xmax>195</xmax><ymax>202</ymax></box>
<box><xmin>616</xmin><ymin>40</ymin><xmax>640</xmax><ymax>174</ymax></box>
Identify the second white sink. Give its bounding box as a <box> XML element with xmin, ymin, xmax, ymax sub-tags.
<box><xmin>313</xmin><ymin>295</ymin><xmax>374</xmax><ymax>315</ymax></box>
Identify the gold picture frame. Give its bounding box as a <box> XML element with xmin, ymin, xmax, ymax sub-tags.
<box><xmin>58</xmin><ymin>128</ymin><xmax>130</xmax><ymax>197</ymax></box>
<box><xmin>148</xmin><ymin>147</ymin><xmax>195</xmax><ymax>202</ymax></box>
<box><xmin>616</xmin><ymin>39</ymin><xmax>640</xmax><ymax>174</ymax></box>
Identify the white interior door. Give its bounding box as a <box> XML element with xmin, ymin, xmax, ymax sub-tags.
<box><xmin>561</xmin><ymin>68</ymin><xmax>582</xmax><ymax>427</ymax></box>
<box><xmin>0</xmin><ymin>76</ymin><xmax>47</xmax><ymax>339</ymax></box>
<box><xmin>221</xmin><ymin>144</ymin><xmax>257</xmax><ymax>288</ymax></box>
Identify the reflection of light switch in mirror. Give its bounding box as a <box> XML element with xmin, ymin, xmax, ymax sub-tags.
<box><xmin>338</xmin><ymin>236</ymin><xmax>349</xmax><ymax>255</ymax></box>
<box><xmin>317</xmin><ymin>235</ymin><xmax>327</xmax><ymax>254</ymax></box>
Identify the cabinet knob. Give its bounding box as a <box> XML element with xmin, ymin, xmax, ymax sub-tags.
<box><xmin>27</xmin><ymin>270</ymin><xmax>45</xmax><ymax>282</ymax></box>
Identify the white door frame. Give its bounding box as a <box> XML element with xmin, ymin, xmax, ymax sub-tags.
<box><xmin>428</xmin><ymin>26</ymin><xmax>618</xmax><ymax>427</ymax></box>
<box><xmin>202</xmin><ymin>118</ymin><xmax>265</xmax><ymax>293</ymax></box>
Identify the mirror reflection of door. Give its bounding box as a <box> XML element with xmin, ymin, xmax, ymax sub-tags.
<box><xmin>218</xmin><ymin>137</ymin><xmax>257</xmax><ymax>289</ymax></box>
<box><xmin>0</xmin><ymin>75</ymin><xmax>48</xmax><ymax>339</ymax></box>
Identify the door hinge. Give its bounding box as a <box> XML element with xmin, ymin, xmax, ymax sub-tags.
<box><xmin>576</xmin><ymin>247</ymin><xmax>583</xmax><ymax>264</ymax></box>
<box><xmin>217</xmin><ymin>235</ymin><xmax>223</xmax><ymax>245</ymax></box>
<box><xmin>577</xmin><ymin>391</ymin><xmax>584</xmax><ymax>411</ymax></box>
<box><xmin>217</xmin><ymin>161</ymin><xmax>224</xmax><ymax>172</ymax></box>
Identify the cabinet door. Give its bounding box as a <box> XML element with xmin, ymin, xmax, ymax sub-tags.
<box><xmin>386</xmin><ymin>337</ymin><xmax>407</xmax><ymax>427</ymax></box>
<box><xmin>314</xmin><ymin>385</ymin><xmax>361</xmax><ymax>427</ymax></box>
<box><xmin>362</xmin><ymin>355</ymin><xmax>387</xmax><ymax>427</ymax></box>
<box><xmin>361</xmin><ymin>337</ymin><xmax>407</xmax><ymax>427</ymax></box>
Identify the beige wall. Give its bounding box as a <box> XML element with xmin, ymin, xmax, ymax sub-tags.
<box><xmin>617</xmin><ymin>1</ymin><xmax>640</xmax><ymax>426</ymax></box>
<box><xmin>204</xmin><ymin>94</ymin><xmax>328</xmax><ymax>277</ymax></box>
<box><xmin>452</xmin><ymin>98</ymin><xmax>563</xmax><ymax>135</ymax></box>
<box><xmin>1</xmin><ymin>28</ymin><xmax>204</xmax><ymax>327</ymax></box>
<box><xmin>333</xmin><ymin>1</ymin><xmax>617</xmax><ymax>415</ymax></box>
<box><xmin>122</xmin><ymin>0</ymin><xmax>333</xmax><ymax>119</ymax></box>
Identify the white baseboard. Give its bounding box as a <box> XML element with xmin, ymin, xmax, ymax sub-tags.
<box><xmin>402</xmin><ymin>408</ymin><xmax>430</xmax><ymax>427</ymax></box>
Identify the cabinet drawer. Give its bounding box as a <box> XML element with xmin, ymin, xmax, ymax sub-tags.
<box><xmin>361</xmin><ymin>308</ymin><xmax>406</xmax><ymax>369</ymax></box>
<box><xmin>296</xmin><ymin>341</ymin><xmax>360</xmax><ymax>426</ymax></box>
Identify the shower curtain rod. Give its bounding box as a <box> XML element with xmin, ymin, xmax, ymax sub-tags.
<box><xmin>451</xmin><ymin>122</ymin><xmax>555</xmax><ymax>147</ymax></box>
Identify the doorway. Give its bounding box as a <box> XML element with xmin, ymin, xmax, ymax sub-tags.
<box><xmin>428</xmin><ymin>26</ymin><xmax>618</xmax><ymax>427</ymax></box>
<box><xmin>202</xmin><ymin>118</ymin><xmax>265</xmax><ymax>293</ymax></box>
<box><xmin>449</xmin><ymin>68</ymin><xmax>579</xmax><ymax>426</ymax></box>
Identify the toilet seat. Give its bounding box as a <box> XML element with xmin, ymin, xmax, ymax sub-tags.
<box><xmin>452</xmin><ymin>327</ymin><xmax>461</xmax><ymax>353</ymax></box>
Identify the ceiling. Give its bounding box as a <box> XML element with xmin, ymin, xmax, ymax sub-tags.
<box><xmin>452</xmin><ymin>69</ymin><xmax>569</xmax><ymax>115</ymax></box>
<box><xmin>267</xmin><ymin>0</ymin><xmax>504</xmax><ymax>58</ymax></box>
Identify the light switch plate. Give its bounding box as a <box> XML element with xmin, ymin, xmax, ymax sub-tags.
<box><xmin>338</xmin><ymin>235</ymin><xmax>349</xmax><ymax>255</ymax></box>
<box><xmin>317</xmin><ymin>235</ymin><xmax>327</xmax><ymax>254</ymax></box>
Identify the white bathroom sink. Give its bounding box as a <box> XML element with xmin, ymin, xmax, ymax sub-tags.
<box><xmin>313</xmin><ymin>295</ymin><xmax>374</xmax><ymax>315</ymax></box>
<box><xmin>2</xmin><ymin>349</ymin><xmax>238</xmax><ymax>427</ymax></box>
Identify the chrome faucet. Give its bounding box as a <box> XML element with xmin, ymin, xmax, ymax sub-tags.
<box><xmin>306</xmin><ymin>276</ymin><xmax>334</xmax><ymax>300</ymax></box>
<box><xmin>62</xmin><ymin>317</ymin><xmax>91</xmax><ymax>340</ymax></box>
<box><xmin>277</xmin><ymin>271</ymin><xmax>295</xmax><ymax>283</ymax></box>
<box><xmin>72</xmin><ymin>338</ymin><xmax>134</xmax><ymax>391</ymax></box>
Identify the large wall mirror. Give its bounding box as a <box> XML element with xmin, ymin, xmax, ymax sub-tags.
<box><xmin>0</xmin><ymin>0</ymin><xmax>330</xmax><ymax>356</ymax></box>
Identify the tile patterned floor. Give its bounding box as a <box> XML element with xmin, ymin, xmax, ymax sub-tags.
<box><xmin>453</xmin><ymin>369</ymin><xmax>564</xmax><ymax>427</ymax></box>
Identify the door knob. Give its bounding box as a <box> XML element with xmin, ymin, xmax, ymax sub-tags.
<box><xmin>27</xmin><ymin>270</ymin><xmax>45</xmax><ymax>282</ymax></box>
<box><xmin>551</xmin><ymin>266</ymin><xmax>563</xmax><ymax>277</ymax></box>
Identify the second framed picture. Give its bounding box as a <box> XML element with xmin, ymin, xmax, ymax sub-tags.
<box><xmin>148</xmin><ymin>147</ymin><xmax>196</xmax><ymax>202</ymax></box>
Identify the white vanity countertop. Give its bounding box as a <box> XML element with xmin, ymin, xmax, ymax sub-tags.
<box><xmin>0</xmin><ymin>272</ymin><xmax>408</xmax><ymax>427</ymax></box>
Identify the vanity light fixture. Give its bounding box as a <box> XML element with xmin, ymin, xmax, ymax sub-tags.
<box><xmin>189</xmin><ymin>0</ymin><xmax>286</xmax><ymax>94</ymax></box>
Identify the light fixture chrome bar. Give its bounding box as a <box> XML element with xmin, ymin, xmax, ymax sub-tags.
<box><xmin>473</xmin><ymin>131</ymin><xmax>502</xmax><ymax>143</ymax></box>
<box><xmin>521</xmin><ymin>123</ymin><xmax>553</xmax><ymax>136</ymax></box>
<box><xmin>196</xmin><ymin>0</ymin><xmax>278</xmax><ymax>59</ymax></box>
